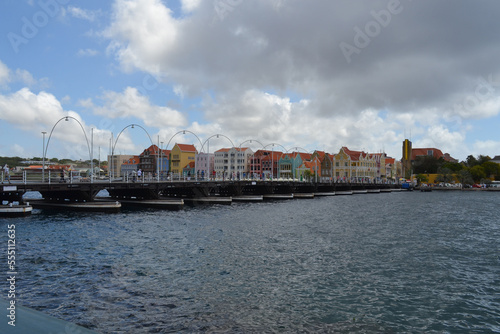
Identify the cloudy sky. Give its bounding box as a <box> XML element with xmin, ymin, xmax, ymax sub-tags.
<box><xmin>1</xmin><ymin>0</ymin><xmax>500</xmax><ymax>161</ymax></box>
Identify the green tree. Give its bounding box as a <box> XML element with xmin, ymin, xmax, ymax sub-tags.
<box><xmin>465</xmin><ymin>155</ymin><xmax>478</xmax><ymax>167</ymax></box>
<box><xmin>441</xmin><ymin>162</ymin><xmax>463</xmax><ymax>172</ymax></box>
<box><xmin>303</xmin><ymin>170</ymin><xmax>314</xmax><ymax>182</ymax></box>
<box><xmin>477</xmin><ymin>155</ymin><xmax>491</xmax><ymax>165</ymax></box>
<box><xmin>412</xmin><ymin>156</ymin><xmax>443</xmax><ymax>174</ymax></box>
<box><xmin>469</xmin><ymin>165</ymin><xmax>486</xmax><ymax>183</ymax></box>
<box><xmin>481</xmin><ymin>161</ymin><xmax>499</xmax><ymax>178</ymax></box>
<box><xmin>457</xmin><ymin>169</ymin><xmax>473</xmax><ymax>186</ymax></box>
<box><xmin>415</xmin><ymin>174</ymin><xmax>429</xmax><ymax>186</ymax></box>
<box><xmin>436</xmin><ymin>167</ymin><xmax>453</xmax><ymax>183</ymax></box>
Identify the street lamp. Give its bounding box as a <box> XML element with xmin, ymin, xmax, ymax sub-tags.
<box><xmin>112</xmin><ymin>123</ymin><xmax>154</xmax><ymax>183</ymax></box>
<box><xmin>42</xmin><ymin>131</ymin><xmax>47</xmax><ymax>182</ymax></box>
<box><xmin>238</xmin><ymin>139</ymin><xmax>265</xmax><ymax>180</ymax></box>
<box><xmin>160</xmin><ymin>141</ymin><xmax>164</xmax><ymax>181</ymax></box>
<box><xmin>164</xmin><ymin>129</ymin><xmax>205</xmax><ymax>182</ymax></box>
<box><xmin>44</xmin><ymin>116</ymin><xmax>91</xmax><ymax>183</ymax></box>
<box><xmin>201</xmin><ymin>134</ymin><xmax>235</xmax><ymax>181</ymax></box>
<box><xmin>262</xmin><ymin>143</ymin><xmax>287</xmax><ymax>181</ymax></box>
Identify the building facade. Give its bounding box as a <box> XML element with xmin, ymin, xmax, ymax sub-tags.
<box><xmin>170</xmin><ymin>143</ymin><xmax>197</xmax><ymax>176</ymax></box>
<box><xmin>121</xmin><ymin>155</ymin><xmax>140</xmax><ymax>177</ymax></box>
<box><xmin>195</xmin><ymin>152</ymin><xmax>214</xmax><ymax>179</ymax></box>
<box><xmin>138</xmin><ymin>145</ymin><xmax>169</xmax><ymax>175</ymax></box>
<box><xmin>214</xmin><ymin>147</ymin><xmax>254</xmax><ymax>179</ymax></box>
<box><xmin>108</xmin><ymin>154</ymin><xmax>134</xmax><ymax>177</ymax></box>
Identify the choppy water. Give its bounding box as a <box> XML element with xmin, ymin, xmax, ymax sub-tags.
<box><xmin>1</xmin><ymin>191</ymin><xmax>500</xmax><ymax>333</ymax></box>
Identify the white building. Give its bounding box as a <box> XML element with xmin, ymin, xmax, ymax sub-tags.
<box><xmin>195</xmin><ymin>152</ymin><xmax>214</xmax><ymax>179</ymax></box>
<box><xmin>214</xmin><ymin>147</ymin><xmax>254</xmax><ymax>179</ymax></box>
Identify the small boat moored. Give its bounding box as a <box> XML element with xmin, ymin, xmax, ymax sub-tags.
<box><xmin>0</xmin><ymin>203</ymin><xmax>32</xmax><ymax>217</ymax></box>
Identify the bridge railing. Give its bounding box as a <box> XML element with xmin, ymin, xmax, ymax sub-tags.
<box><xmin>10</xmin><ymin>170</ymin><xmax>96</xmax><ymax>184</ymax></box>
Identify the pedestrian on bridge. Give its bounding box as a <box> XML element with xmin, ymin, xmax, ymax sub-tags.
<box><xmin>3</xmin><ymin>164</ymin><xmax>11</xmax><ymax>184</ymax></box>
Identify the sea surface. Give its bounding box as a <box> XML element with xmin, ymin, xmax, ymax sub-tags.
<box><xmin>1</xmin><ymin>191</ymin><xmax>500</xmax><ymax>333</ymax></box>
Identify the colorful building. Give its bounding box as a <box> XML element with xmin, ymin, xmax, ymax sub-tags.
<box><xmin>278</xmin><ymin>152</ymin><xmax>312</xmax><ymax>179</ymax></box>
<box><xmin>214</xmin><ymin>147</ymin><xmax>254</xmax><ymax>179</ymax></box>
<box><xmin>333</xmin><ymin>147</ymin><xmax>379</xmax><ymax>182</ymax></box>
<box><xmin>195</xmin><ymin>152</ymin><xmax>214</xmax><ymax>179</ymax></box>
<box><xmin>170</xmin><ymin>143</ymin><xmax>197</xmax><ymax>176</ymax></box>
<box><xmin>121</xmin><ymin>155</ymin><xmax>140</xmax><ymax>176</ymax></box>
<box><xmin>138</xmin><ymin>145</ymin><xmax>170</xmax><ymax>175</ymax></box>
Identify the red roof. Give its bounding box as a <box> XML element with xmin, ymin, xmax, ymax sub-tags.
<box><xmin>123</xmin><ymin>156</ymin><xmax>140</xmax><ymax>165</ymax></box>
<box><xmin>140</xmin><ymin>145</ymin><xmax>170</xmax><ymax>156</ymax></box>
<box><xmin>313</xmin><ymin>150</ymin><xmax>326</xmax><ymax>160</ymax></box>
<box><xmin>261</xmin><ymin>151</ymin><xmax>283</xmax><ymax>161</ymax></box>
<box><xmin>184</xmin><ymin>161</ymin><xmax>195</xmax><ymax>168</ymax></box>
<box><xmin>286</xmin><ymin>151</ymin><xmax>312</xmax><ymax>161</ymax></box>
<box><xmin>215</xmin><ymin>147</ymin><xmax>251</xmax><ymax>153</ymax></box>
<box><xmin>342</xmin><ymin>147</ymin><xmax>367</xmax><ymax>161</ymax></box>
<box><xmin>411</xmin><ymin>148</ymin><xmax>444</xmax><ymax>160</ymax></box>
<box><xmin>175</xmin><ymin>143</ymin><xmax>197</xmax><ymax>152</ymax></box>
<box><xmin>385</xmin><ymin>158</ymin><xmax>395</xmax><ymax>164</ymax></box>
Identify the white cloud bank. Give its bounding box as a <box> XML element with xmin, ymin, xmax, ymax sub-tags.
<box><xmin>98</xmin><ymin>0</ymin><xmax>500</xmax><ymax>160</ymax></box>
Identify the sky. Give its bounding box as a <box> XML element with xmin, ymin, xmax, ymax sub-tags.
<box><xmin>1</xmin><ymin>0</ymin><xmax>500</xmax><ymax>162</ymax></box>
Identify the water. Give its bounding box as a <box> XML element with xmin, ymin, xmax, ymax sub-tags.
<box><xmin>1</xmin><ymin>191</ymin><xmax>500</xmax><ymax>333</ymax></box>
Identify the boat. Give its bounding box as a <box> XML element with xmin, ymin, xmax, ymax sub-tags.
<box><xmin>0</xmin><ymin>203</ymin><xmax>32</xmax><ymax>217</ymax></box>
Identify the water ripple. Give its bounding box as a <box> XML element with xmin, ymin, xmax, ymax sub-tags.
<box><xmin>1</xmin><ymin>192</ymin><xmax>499</xmax><ymax>333</ymax></box>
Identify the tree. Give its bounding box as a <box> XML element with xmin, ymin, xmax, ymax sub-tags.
<box><xmin>477</xmin><ymin>155</ymin><xmax>491</xmax><ymax>165</ymax></box>
<box><xmin>481</xmin><ymin>161</ymin><xmax>500</xmax><ymax>178</ymax></box>
<box><xmin>412</xmin><ymin>156</ymin><xmax>443</xmax><ymax>174</ymax></box>
<box><xmin>436</xmin><ymin>167</ymin><xmax>453</xmax><ymax>183</ymax></box>
<box><xmin>465</xmin><ymin>155</ymin><xmax>478</xmax><ymax>168</ymax></box>
<box><xmin>441</xmin><ymin>161</ymin><xmax>463</xmax><ymax>172</ymax></box>
<box><xmin>469</xmin><ymin>165</ymin><xmax>486</xmax><ymax>183</ymax></box>
<box><xmin>303</xmin><ymin>170</ymin><xmax>315</xmax><ymax>182</ymax></box>
<box><xmin>457</xmin><ymin>169</ymin><xmax>474</xmax><ymax>186</ymax></box>
<box><xmin>415</xmin><ymin>174</ymin><xmax>428</xmax><ymax>186</ymax></box>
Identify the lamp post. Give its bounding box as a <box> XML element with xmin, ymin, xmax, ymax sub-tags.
<box><xmin>42</xmin><ymin>131</ymin><xmax>47</xmax><ymax>182</ymax></box>
<box><xmin>112</xmin><ymin>123</ymin><xmax>154</xmax><ymax>183</ymax></box>
<box><xmin>160</xmin><ymin>141</ymin><xmax>164</xmax><ymax>181</ymax></box>
<box><xmin>201</xmin><ymin>134</ymin><xmax>235</xmax><ymax>181</ymax></box>
<box><xmin>91</xmin><ymin>127</ymin><xmax>93</xmax><ymax>183</ymax></box>
<box><xmin>164</xmin><ymin>129</ymin><xmax>205</xmax><ymax>182</ymax></box>
<box><xmin>238</xmin><ymin>139</ymin><xmax>265</xmax><ymax>181</ymax></box>
<box><xmin>44</xmin><ymin>116</ymin><xmax>91</xmax><ymax>183</ymax></box>
<box><xmin>262</xmin><ymin>143</ymin><xmax>287</xmax><ymax>181</ymax></box>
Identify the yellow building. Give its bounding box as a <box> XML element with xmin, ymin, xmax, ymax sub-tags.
<box><xmin>170</xmin><ymin>143</ymin><xmax>197</xmax><ymax>176</ymax></box>
<box><xmin>333</xmin><ymin>147</ymin><xmax>380</xmax><ymax>181</ymax></box>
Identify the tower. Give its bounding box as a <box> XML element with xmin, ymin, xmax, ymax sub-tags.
<box><xmin>402</xmin><ymin>139</ymin><xmax>412</xmax><ymax>179</ymax></box>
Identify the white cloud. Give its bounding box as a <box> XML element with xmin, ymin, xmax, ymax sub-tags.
<box><xmin>103</xmin><ymin>0</ymin><xmax>178</xmax><ymax>74</ymax></box>
<box><xmin>89</xmin><ymin>87</ymin><xmax>188</xmax><ymax>128</ymax></box>
<box><xmin>0</xmin><ymin>87</ymin><xmax>124</xmax><ymax>159</ymax></box>
<box><xmin>473</xmin><ymin>140</ymin><xmax>500</xmax><ymax>157</ymax></box>
<box><xmin>77</xmin><ymin>48</ymin><xmax>99</xmax><ymax>57</ymax></box>
<box><xmin>14</xmin><ymin>69</ymin><xmax>36</xmax><ymax>86</ymax></box>
<box><xmin>67</xmin><ymin>6</ymin><xmax>100</xmax><ymax>22</ymax></box>
<box><xmin>0</xmin><ymin>60</ymin><xmax>10</xmax><ymax>86</ymax></box>
<box><xmin>181</xmin><ymin>0</ymin><xmax>201</xmax><ymax>13</ymax></box>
